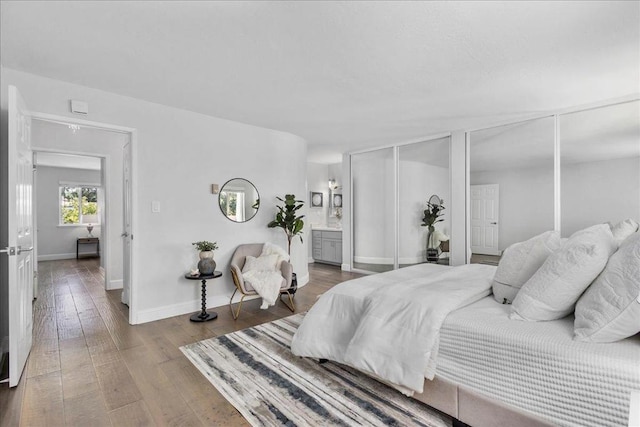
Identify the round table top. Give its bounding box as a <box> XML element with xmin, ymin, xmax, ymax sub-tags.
<box><xmin>184</xmin><ymin>271</ymin><xmax>222</xmax><ymax>280</ymax></box>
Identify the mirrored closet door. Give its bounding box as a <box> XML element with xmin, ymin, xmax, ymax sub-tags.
<box><xmin>559</xmin><ymin>100</ymin><xmax>640</xmax><ymax>236</ymax></box>
<box><xmin>351</xmin><ymin>147</ymin><xmax>395</xmax><ymax>273</ymax></box>
<box><xmin>468</xmin><ymin>116</ymin><xmax>555</xmax><ymax>264</ymax></box>
<box><xmin>398</xmin><ymin>137</ymin><xmax>451</xmax><ymax>267</ymax></box>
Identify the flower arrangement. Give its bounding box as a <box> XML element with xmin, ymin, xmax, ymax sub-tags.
<box><xmin>192</xmin><ymin>241</ymin><xmax>219</xmax><ymax>252</ymax></box>
<box><xmin>421</xmin><ymin>199</ymin><xmax>445</xmax><ymax>254</ymax></box>
<box><xmin>421</xmin><ymin>200</ymin><xmax>445</xmax><ymax>232</ymax></box>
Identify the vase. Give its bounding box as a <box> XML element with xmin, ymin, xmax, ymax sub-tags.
<box><xmin>197</xmin><ymin>251</ymin><xmax>216</xmax><ymax>275</ymax></box>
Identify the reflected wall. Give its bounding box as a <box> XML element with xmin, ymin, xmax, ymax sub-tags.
<box><xmin>560</xmin><ymin>101</ymin><xmax>640</xmax><ymax>236</ymax></box>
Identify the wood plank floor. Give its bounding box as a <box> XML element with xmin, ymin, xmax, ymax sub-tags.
<box><xmin>0</xmin><ymin>259</ymin><xmax>362</xmax><ymax>427</ymax></box>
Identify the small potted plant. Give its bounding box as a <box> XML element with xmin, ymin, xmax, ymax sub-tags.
<box><xmin>192</xmin><ymin>240</ymin><xmax>219</xmax><ymax>275</ymax></box>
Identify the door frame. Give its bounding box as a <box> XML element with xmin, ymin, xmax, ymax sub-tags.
<box><xmin>30</xmin><ymin>112</ymin><xmax>138</xmax><ymax>325</ymax></box>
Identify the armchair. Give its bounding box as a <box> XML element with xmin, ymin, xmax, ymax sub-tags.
<box><xmin>229</xmin><ymin>243</ymin><xmax>295</xmax><ymax>319</ymax></box>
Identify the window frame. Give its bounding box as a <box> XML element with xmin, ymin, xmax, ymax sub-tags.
<box><xmin>58</xmin><ymin>184</ymin><xmax>101</xmax><ymax>226</ymax></box>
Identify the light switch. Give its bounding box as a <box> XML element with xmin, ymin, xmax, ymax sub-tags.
<box><xmin>152</xmin><ymin>201</ymin><xmax>160</xmax><ymax>213</ymax></box>
<box><xmin>212</xmin><ymin>184</ymin><xmax>219</xmax><ymax>194</ymax></box>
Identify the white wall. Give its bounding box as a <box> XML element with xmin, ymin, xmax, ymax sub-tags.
<box><xmin>1</xmin><ymin>68</ymin><xmax>308</xmax><ymax>324</ymax></box>
<box><xmin>562</xmin><ymin>156</ymin><xmax>640</xmax><ymax>236</ymax></box>
<box><xmin>471</xmin><ymin>164</ymin><xmax>554</xmax><ymax>251</ymax></box>
<box><xmin>306</xmin><ymin>163</ymin><xmax>330</xmax><ymax>228</ymax></box>
<box><xmin>36</xmin><ymin>166</ymin><xmax>103</xmax><ymax>260</ymax></box>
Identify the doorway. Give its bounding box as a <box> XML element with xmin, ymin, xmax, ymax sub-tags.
<box><xmin>30</xmin><ymin>116</ymin><xmax>135</xmax><ymax>324</ymax></box>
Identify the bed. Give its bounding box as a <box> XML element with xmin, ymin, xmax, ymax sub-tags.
<box><xmin>291</xmin><ymin>263</ymin><xmax>640</xmax><ymax>427</ymax></box>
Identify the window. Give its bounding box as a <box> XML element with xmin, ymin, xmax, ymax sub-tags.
<box><xmin>60</xmin><ymin>185</ymin><xmax>100</xmax><ymax>225</ymax></box>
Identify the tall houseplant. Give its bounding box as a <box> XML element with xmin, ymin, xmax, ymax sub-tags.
<box><xmin>267</xmin><ymin>194</ymin><xmax>305</xmax><ymax>255</ymax></box>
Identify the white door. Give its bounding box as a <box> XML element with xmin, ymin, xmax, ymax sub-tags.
<box><xmin>121</xmin><ymin>141</ymin><xmax>132</xmax><ymax>306</ymax></box>
<box><xmin>470</xmin><ymin>184</ymin><xmax>500</xmax><ymax>256</ymax></box>
<box><xmin>6</xmin><ymin>85</ymin><xmax>34</xmax><ymax>387</ymax></box>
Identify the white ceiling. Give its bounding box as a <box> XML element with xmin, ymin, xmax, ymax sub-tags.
<box><xmin>2</xmin><ymin>1</ymin><xmax>639</xmax><ymax>163</ymax></box>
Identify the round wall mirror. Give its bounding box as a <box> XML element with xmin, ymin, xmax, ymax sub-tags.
<box><xmin>219</xmin><ymin>178</ymin><xmax>260</xmax><ymax>223</ymax></box>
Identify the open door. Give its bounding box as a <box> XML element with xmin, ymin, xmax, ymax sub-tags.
<box><xmin>121</xmin><ymin>141</ymin><xmax>132</xmax><ymax>306</ymax></box>
<box><xmin>3</xmin><ymin>86</ymin><xmax>34</xmax><ymax>387</ymax></box>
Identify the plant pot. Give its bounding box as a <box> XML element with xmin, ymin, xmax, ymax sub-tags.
<box><xmin>197</xmin><ymin>251</ymin><xmax>216</xmax><ymax>275</ymax></box>
<box><xmin>426</xmin><ymin>248</ymin><xmax>439</xmax><ymax>263</ymax></box>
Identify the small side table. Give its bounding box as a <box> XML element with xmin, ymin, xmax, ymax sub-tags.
<box><xmin>77</xmin><ymin>237</ymin><xmax>100</xmax><ymax>259</ymax></box>
<box><xmin>184</xmin><ymin>271</ymin><xmax>222</xmax><ymax>322</ymax></box>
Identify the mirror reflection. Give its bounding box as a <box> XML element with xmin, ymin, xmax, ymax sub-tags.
<box><xmin>469</xmin><ymin>117</ymin><xmax>555</xmax><ymax>264</ymax></box>
<box><xmin>219</xmin><ymin>178</ymin><xmax>260</xmax><ymax>223</ymax></box>
<box><xmin>560</xmin><ymin>101</ymin><xmax>640</xmax><ymax>236</ymax></box>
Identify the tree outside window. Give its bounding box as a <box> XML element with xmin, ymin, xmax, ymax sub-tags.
<box><xmin>60</xmin><ymin>186</ymin><xmax>99</xmax><ymax>224</ymax></box>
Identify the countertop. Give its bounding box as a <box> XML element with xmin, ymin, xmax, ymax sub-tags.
<box><xmin>311</xmin><ymin>226</ymin><xmax>343</xmax><ymax>232</ymax></box>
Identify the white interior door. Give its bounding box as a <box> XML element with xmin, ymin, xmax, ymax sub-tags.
<box><xmin>121</xmin><ymin>141</ymin><xmax>132</xmax><ymax>306</ymax></box>
<box><xmin>6</xmin><ymin>85</ymin><xmax>34</xmax><ymax>387</ymax></box>
<box><xmin>470</xmin><ymin>184</ymin><xmax>500</xmax><ymax>256</ymax></box>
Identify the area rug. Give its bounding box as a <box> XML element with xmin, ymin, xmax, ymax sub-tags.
<box><xmin>180</xmin><ymin>314</ymin><xmax>451</xmax><ymax>427</ymax></box>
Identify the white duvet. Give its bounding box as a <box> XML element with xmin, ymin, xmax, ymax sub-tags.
<box><xmin>291</xmin><ymin>263</ymin><xmax>496</xmax><ymax>394</ymax></box>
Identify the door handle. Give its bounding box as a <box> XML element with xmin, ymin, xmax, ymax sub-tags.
<box><xmin>121</xmin><ymin>232</ymin><xmax>129</xmax><ymax>237</ymax></box>
<box><xmin>17</xmin><ymin>246</ymin><xmax>34</xmax><ymax>254</ymax></box>
<box><xmin>490</xmin><ymin>222</ymin><xmax>498</xmax><ymax>225</ymax></box>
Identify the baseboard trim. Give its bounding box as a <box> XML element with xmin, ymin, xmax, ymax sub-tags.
<box><xmin>341</xmin><ymin>263</ymin><xmax>351</xmax><ymax>271</ymax></box>
<box><xmin>353</xmin><ymin>256</ymin><xmax>424</xmax><ymax>264</ymax></box>
<box><xmin>308</xmin><ymin>257</ymin><xmax>315</xmax><ymax>263</ymax></box>
<box><xmin>134</xmin><ymin>273</ymin><xmax>311</xmax><ymax>325</ymax></box>
<box><xmin>107</xmin><ymin>279</ymin><xmax>123</xmax><ymax>290</ymax></box>
<box><xmin>38</xmin><ymin>253</ymin><xmax>76</xmax><ymax>261</ymax></box>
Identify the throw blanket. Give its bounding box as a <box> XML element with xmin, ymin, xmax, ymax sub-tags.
<box><xmin>242</xmin><ymin>270</ymin><xmax>283</xmax><ymax>309</ymax></box>
<box><xmin>291</xmin><ymin>263</ymin><xmax>496</xmax><ymax>394</ymax></box>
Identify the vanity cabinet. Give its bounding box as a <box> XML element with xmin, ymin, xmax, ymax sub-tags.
<box><xmin>312</xmin><ymin>230</ymin><xmax>342</xmax><ymax>265</ymax></box>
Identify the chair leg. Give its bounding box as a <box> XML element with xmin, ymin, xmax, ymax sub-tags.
<box><xmin>280</xmin><ymin>291</ymin><xmax>295</xmax><ymax>312</ymax></box>
<box><xmin>229</xmin><ymin>289</ymin><xmax>248</xmax><ymax>320</ymax></box>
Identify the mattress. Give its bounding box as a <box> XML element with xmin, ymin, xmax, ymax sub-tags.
<box><xmin>435</xmin><ymin>296</ymin><xmax>640</xmax><ymax>427</ymax></box>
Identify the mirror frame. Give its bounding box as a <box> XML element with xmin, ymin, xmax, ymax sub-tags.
<box><xmin>218</xmin><ymin>178</ymin><xmax>260</xmax><ymax>223</ymax></box>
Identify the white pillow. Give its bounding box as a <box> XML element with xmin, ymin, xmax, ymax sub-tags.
<box><xmin>242</xmin><ymin>254</ymin><xmax>278</xmax><ymax>273</ymax></box>
<box><xmin>492</xmin><ymin>231</ymin><xmax>562</xmax><ymax>304</ymax></box>
<box><xmin>510</xmin><ymin>224</ymin><xmax>617</xmax><ymax>321</ymax></box>
<box><xmin>260</xmin><ymin>242</ymin><xmax>290</xmax><ymax>269</ymax></box>
<box><xmin>609</xmin><ymin>219</ymin><xmax>639</xmax><ymax>246</ymax></box>
<box><xmin>574</xmin><ymin>231</ymin><xmax>640</xmax><ymax>342</ymax></box>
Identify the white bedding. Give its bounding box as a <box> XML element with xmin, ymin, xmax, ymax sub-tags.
<box><xmin>291</xmin><ymin>263</ymin><xmax>496</xmax><ymax>393</ymax></box>
<box><xmin>437</xmin><ymin>297</ymin><xmax>640</xmax><ymax>427</ymax></box>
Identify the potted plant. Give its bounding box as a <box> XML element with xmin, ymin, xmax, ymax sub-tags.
<box><xmin>192</xmin><ymin>240</ymin><xmax>219</xmax><ymax>275</ymax></box>
<box><xmin>267</xmin><ymin>194</ymin><xmax>305</xmax><ymax>255</ymax></box>
<box><xmin>421</xmin><ymin>199</ymin><xmax>445</xmax><ymax>262</ymax></box>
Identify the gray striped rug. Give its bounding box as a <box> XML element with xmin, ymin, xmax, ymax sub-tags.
<box><xmin>180</xmin><ymin>314</ymin><xmax>452</xmax><ymax>427</ymax></box>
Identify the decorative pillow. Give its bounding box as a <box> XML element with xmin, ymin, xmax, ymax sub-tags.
<box><xmin>260</xmin><ymin>242</ymin><xmax>290</xmax><ymax>269</ymax></box>
<box><xmin>609</xmin><ymin>219</ymin><xmax>639</xmax><ymax>246</ymax></box>
<box><xmin>242</xmin><ymin>254</ymin><xmax>278</xmax><ymax>273</ymax></box>
<box><xmin>574</xmin><ymin>231</ymin><xmax>640</xmax><ymax>342</ymax></box>
<box><xmin>492</xmin><ymin>231</ymin><xmax>562</xmax><ymax>304</ymax></box>
<box><xmin>510</xmin><ymin>224</ymin><xmax>617</xmax><ymax>321</ymax></box>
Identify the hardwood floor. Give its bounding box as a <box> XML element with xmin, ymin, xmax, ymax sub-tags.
<box><xmin>0</xmin><ymin>259</ymin><xmax>362</xmax><ymax>427</ymax></box>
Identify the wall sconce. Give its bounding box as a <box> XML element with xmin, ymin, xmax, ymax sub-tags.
<box><xmin>328</xmin><ymin>178</ymin><xmax>336</xmax><ymax>189</ymax></box>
